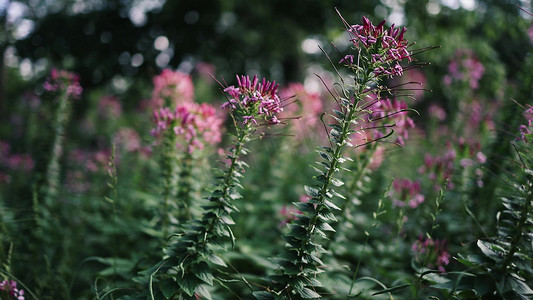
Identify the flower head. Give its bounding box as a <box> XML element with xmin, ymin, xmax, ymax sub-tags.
<box><xmin>390</xmin><ymin>178</ymin><xmax>425</xmax><ymax>208</ymax></box>
<box><xmin>411</xmin><ymin>236</ymin><xmax>451</xmax><ymax>272</ymax></box>
<box><xmin>443</xmin><ymin>49</ymin><xmax>484</xmax><ymax>90</ymax></box>
<box><xmin>151</xmin><ymin>102</ymin><xmax>223</xmax><ymax>153</ymax></box>
<box><xmin>222</xmin><ymin>75</ymin><xmax>283</xmax><ymax>126</ymax></box>
<box><xmin>43</xmin><ymin>69</ymin><xmax>82</xmax><ymax>99</ymax></box>
<box><xmin>0</xmin><ymin>280</ymin><xmax>25</xmax><ymax>300</ymax></box>
<box><xmin>151</xmin><ymin>69</ymin><xmax>194</xmax><ymax>108</ymax></box>
<box><xmin>341</xmin><ymin>16</ymin><xmax>411</xmax><ymax>78</ymax></box>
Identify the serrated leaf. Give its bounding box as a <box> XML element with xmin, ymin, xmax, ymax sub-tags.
<box><xmin>192</xmin><ymin>261</ymin><xmax>213</xmax><ymax>285</ymax></box>
<box><xmin>298</xmin><ymin>287</ymin><xmax>321</xmax><ymax>298</ymax></box>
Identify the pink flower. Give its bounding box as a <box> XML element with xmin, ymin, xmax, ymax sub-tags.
<box><xmin>43</xmin><ymin>69</ymin><xmax>82</xmax><ymax>99</ymax></box>
<box><xmin>113</xmin><ymin>127</ymin><xmax>142</xmax><ymax>153</ymax></box>
<box><xmin>390</xmin><ymin>178</ymin><xmax>425</xmax><ymax>208</ymax></box>
<box><xmin>411</xmin><ymin>236</ymin><xmax>450</xmax><ymax>273</ymax></box>
<box><xmin>280</xmin><ymin>83</ymin><xmax>323</xmax><ymax>140</ymax></box>
<box><xmin>0</xmin><ymin>280</ymin><xmax>25</xmax><ymax>300</ymax></box>
<box><xmin>151</xmin><ymin>69</ymin><xmax>194</xmax><ymax>108</ymax></box>
<box><xmin>443</xmin><ymin>50</ymin><xmax>484</xmax><ymax>90</ymax></box>
<box><xmin>98</xmin><ymin>95</ymin><xmax>122</xmax><ymax>119</ymax></box>
<box><xmin>151</xmin><ymin>102</ymin><xmax>223</xmax><ymax>153</ymax></box>
<box><xmin>342</xmin><ymin>16</ymin><xmax>411</xmax><ymax>78</ymax></box>
<box><xmin>222</xmin><ymin>75</ymin><xmax>283</xmax><ymax>126</ymax></box>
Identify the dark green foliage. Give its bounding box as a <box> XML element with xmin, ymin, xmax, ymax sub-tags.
<box><xmin>434</xmin><ymin>142</ymin><xmax>533</xmax><ymax>299</ymax></box>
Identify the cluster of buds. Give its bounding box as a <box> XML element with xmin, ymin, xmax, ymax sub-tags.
<box><xmin>390</xmin><ymin>178</ymin><xmax>425</xmax><ymax>208</ymax></box>
<box><xmin>411</xmin><ymin>235</ymin><xmax>451</xmax><ymax>273</ymax></box>
<box><xmin>151</xmin><ymin>102</ymin><xmax>223</xmax><ymax>153</ymax></box>
<box><xmin>43</xmin><ymin>69</ymin><xmax>83</xmax><ymax>99</ymax></box>
<box><xmin>0</xmin><ymin>280</ymin><xmax>25</xmax><ymax>300</ymax></box>
<box><xmin>222</xmin><ymin>75</ymin><xmax>283</xmax><ymax>125</ymax></box>
<box><xmin>340</xmin><ymin>16</ymin><xmax>411</xmax><ymax>78</ymax></box>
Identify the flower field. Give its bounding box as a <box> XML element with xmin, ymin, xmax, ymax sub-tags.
<box><xmin>0</xmin><ymin>1</ymin><xmax>532</xmax><ymax>299</ymax></box>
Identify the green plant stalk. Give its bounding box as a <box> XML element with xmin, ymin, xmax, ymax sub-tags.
<box><xmin>176</xmin><ymin>148</ymin><xmax>193</xmax><ymax>223</ymax></box>
<box><xmin>43</xmin><ymin>90</ymin><xmax>71</xmax><ymax>205</ymax></box>
<box><xmin>200</xmin><ymin>122</ymin><xmax>252</xmax><ymax>248</ymax></box>
<box><xmin>499</xmin><ymin>177</ymin><xmax>532</xmax><ymax>271</ymax></box>
<box><xmin>153</xmin><ymin>122</ymin><xmax>254</xmax><ymax>298</ymax></box>
<box><xmin>277</xmin><ymin>68</ymin><xmax>375</xmax><ymax>297</ymax></box>
<box><xmin>161</xmin><ymin>130</ymin><xmax>178</xmax><ymax>239</ymax></box>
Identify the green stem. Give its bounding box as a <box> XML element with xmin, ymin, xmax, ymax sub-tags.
<box><xmin>200</xmin><ymin>124</ymin><xmax>251</xmax><ymax>248</ymax></box>
<box><xmin>44</xmin><ymin>91</ymin><xmax>70</xmax><ymax>205</ymax></box>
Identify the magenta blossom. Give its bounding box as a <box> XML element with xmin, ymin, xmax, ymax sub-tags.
<box><xmin>0</xmin><ymin>280</ymin><xmax>25</xmax><ymax>300</ymax></box>
<box><xmin>280</xmin><ymin>83</ymin><xmax>323</xmax><ymax>140</ymax></box>
<box><xmin>390</xmin><ymin>178</ymin><xmax>425</xmax><ymax>208</ymax></box>
<box><xmin>443</xmin><ymin>49</ymin><xmax>484</xmax><ymax>90</ymax></box>
<box><xmin>222</xmin><ymin>75</ymin><xmax>283</xmax><ymax>126</ymax></box>
<box><xmin>43</xmin><ymin>69</ymin><xmax>82</xmax><ymax>99</ymax></box>
<box><xmin>340</xmin><ymin>16</ymin><xmax>411</xmax><ymax>78</ymax></box>
<box><xmin>151</xmin><ymin>69</ymin><xmax>194</xmax><ymax>108</ymax></box>
<box><xmin>411</xmin><ymin>235</ymin><xmax>451</xmax><ymax>273</ymax></box>
<box><xmin>151</xmin><ymin>102</ymin><xmax>223</xmax><ymax>153</ymax></box>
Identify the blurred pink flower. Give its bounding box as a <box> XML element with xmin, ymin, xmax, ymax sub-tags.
<box><xmin>280</xmin><ymin>83</ymin><xmax>323</xmax><ymax>139</ymax></box>
<box><xmin>44</xmin><ymin>69</ymin><xmax>82</xmax><ymax>99</ymax></box>
<box><xmin>113</xmin><ymin>127</ymin><xmax>142</xmax><ymax>153</ymax></box>
<box><xmin>443</xmin><ymin>50</ymin><xmax>484</xmax><ymax>90</ymax></box>
<box><xmin>0</xmin><ymin>279</ymin><xmax>25</xmax><ymax>300</ymax></box>
<box><xmin>152</xmin><ymin>102</ymin><xmax>223</xmax><ymax>153</ymax></box>
<box><xmin>151</xmin><ymin>69</ymin><xmax>194</xmax><ymax>108</ymax></box>
<box><xmin>428</xmin><ymin>104</ymin><xmax>446</xmax><ymax>121</ymax></box>
<box><xmin>390</xmin><ymin>178</ymin><xmax>425</xmax><ymax>208</ymax></box>
<box><xmin>196</xmin><ymin>62</ymin><xmax>216</xmax><ymax>83</ymax></box>
<box><xmin>98</xmin><ymin>95</ymin><xmax>122</xmax><ymax>119</ymax></box>
<box><xmin>411</xmin><ymin>235</ymin><xmax>450</xmax><ymax>272</ymax></box>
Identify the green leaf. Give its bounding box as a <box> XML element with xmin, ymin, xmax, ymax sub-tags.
<box><xmin>316</xmin><ymin>150</ymin><xmax>332</xmax><ymax>161</ymax></box>
<box><xmin>477</xmin><ymin>240</ymin><xmax>504</xmax><ymax>262</ymax></box>
<box><xmin>176</xmin><ymin>273</ymin><xmax>199</xmax><ymax>297</ymax></box>
<box><xmin>304</xmin><ymin>185</ymin><xmax>321</xmax><ymax>198</ymax></box>
<box><xmin>253</xmin><ymin>291</ymin><xmax>275</xmax><ymax>300</ymax></box>
<box><xmin>298</xmin><ymin>287</ymin><xmax>321</xmax><ymax>298</ymax></box>
<box><xmin>160</xmin><ymin>278</ymin><xmax>180</xmax><ymax>299</ymax></box>
<box><xmin>195</xmin><ymin>284</ymin><xmax>213</xmax><ymax>300</ymax></box>
<box><xmin>317</xmin><ymin>221</ymin><xmax>335</xmax><ymax>232</ymax></box>
<box><xmin>330</xmin><ymin>178</ymin><xmax>344</xmax><ymax>187</ymax></box>
<box><xmin>192</xmin><ymin>261</ymin><xmax>214</xmax><ymax>285</ymax></box>
<box><xmin>324</xmin><ymin>199</ymin><xmax>341</xmax><ymax>211</ymax></box>
<box><xmin>208</xmin><ymin>254</ymin><xmax>227</xmax><ymax>267</ymax></box>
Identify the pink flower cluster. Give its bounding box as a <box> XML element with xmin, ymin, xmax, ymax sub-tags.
<box><xmin>113</xmin><ymin>127</ymin><xmax>142</xmax><ymax>153</ymax></box>
<box><xmin>443</xmin><ymin>49</ymin><xmax>485</xmax><ymax>90</ymax></box>
<box><xmin>390</xmin><ymin>178</ymin><xmax>425</xmax><ymax>208</ymax></box>
<box><xmin>411</xmin><ymin>236</ymin><xmax>451</xmax><ymax>273</ymax></box>
<box><xmin>0</xmin><ymin>280</ymin><xmax>25</xmax><ymax>300</ymax></box>
<box><xmin>340</xmin><ymin>16</ymin><xmax>411</xmax><ymax>78</ymax></box>
<box><xmin>69</xmin><ymin>148</ymin><xmax>110</xmax><ymax>173</ymax></box>
<box><xmin>97</xmin><ymin>95</ymin><xmax>122</xmax><ymax>119</ymax></box>
<box><xmin>418</xmin><ymin>149</ymin><xmax>457</xmax><ymax>190</ymax></box>
<box><xmin>43</xmin><ymin>69</ymin><xmax>82</xmax><ymax>99</ymax></box>
<box><xmin>222</xmin><ymin>75</ymin><xmax>283</xmax><ymax>125</ymax></box>
<box><xmin>151</xmin><ymin>102</ymin><xmax>223</xmax><ymax>153</ymax></box>
<box><xmin>0</xmin><ymin>141</ymin><xmax>34</xmax><ymax>184</ymax></box>
<box><xmin>151</xmin><ymin>69</ymin><xmax>194</xmax><ymax>108</ymax></box>
<box><xmin>280</xmin><ymin>83</ymin><xmax>323</xmax><ymax>139</ymax></box>
<box><xmin>518</xmin><ymin>105</ymin><xmax>533</xmax><ymax>142</ymax></box>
